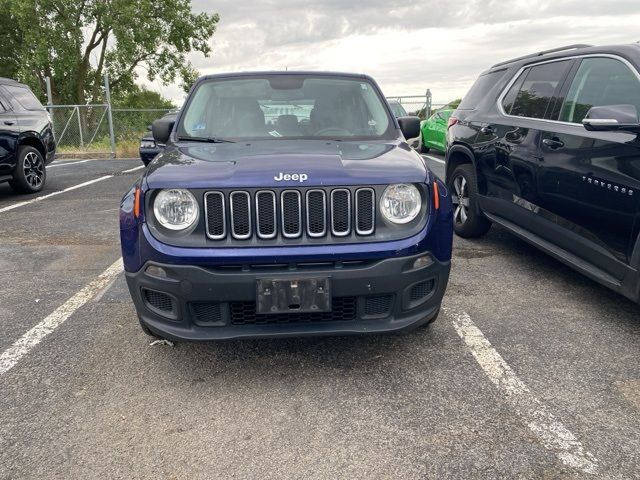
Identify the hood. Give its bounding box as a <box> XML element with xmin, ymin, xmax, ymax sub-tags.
<box><xmin>144</xmin><ymin>140</ymin><xmax>428</xmax><ymax>189</ymax></box>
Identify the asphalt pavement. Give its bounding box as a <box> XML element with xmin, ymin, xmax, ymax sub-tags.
<box><xmin>0</xmin><ymin>153</ymin><xmax>639</xmax><ymax>479</ymax></box>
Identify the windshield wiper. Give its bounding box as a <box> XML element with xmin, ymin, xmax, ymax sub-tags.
<box><xmin>177</xmin><ymin>136</ymin><xmax>236</xmax><ymax>144</ymax></box>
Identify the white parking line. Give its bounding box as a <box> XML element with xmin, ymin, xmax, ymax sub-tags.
<box><xmin>0</xmin><ymin>176</ymin><xmax>113</xmax><ymax>213</ymax></box>
<box><xmin>447</xmin><ymin>308</ymin><xmax>598</xmax><ymax>475</ymax></box>
<box><xmin>423</xmin><ymin>154</ymin><xmax>445</xmax><ymax>164</ymax></box>
<box><xmin>0</xmin><ymin>164</ymin><xmax>143</xmax><ymax>214</ymax></box>
<box><xmin>121</xmin><ymin>165</ymin><xmax>144</xmax><ymax>173</ymax></box>
<box><xmin>0</xmin><ymin>258</ymin><xmax>123</xmax><ymax>376</ymax></box>
<box><xmin>48</xmin><ymin>159</ymin><xmax>97</xmax><ymax>168</ymax></box>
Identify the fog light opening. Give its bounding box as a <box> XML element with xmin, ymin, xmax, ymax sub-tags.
<box><xmin>145</xmin><ymin>265</ymin><xmax>168</xmax><ymax>279</ymax></box>
<box><xmin>413</xmin><ymin>255</ymin><xmax>434</xmax><ymax>270</ymax></box>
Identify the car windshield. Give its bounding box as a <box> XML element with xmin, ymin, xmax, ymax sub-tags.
<box><xmin>178</xmin><ymin>75</ymin><xmax>393</xmax><ymax>140</ymax></box>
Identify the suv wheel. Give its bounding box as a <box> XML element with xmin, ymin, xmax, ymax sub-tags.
<box><xmin>448</xmin><ymin>164</ymin><xmax>491</xmax><ymax>238</ymax></box>
<box><xmin>10</xmin><ymin>146</ymin><xmax>46</xmax><ymax>193</ymax></box>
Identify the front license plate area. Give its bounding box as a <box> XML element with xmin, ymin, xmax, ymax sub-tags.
<box><xmin>256</xmin><ymin>278</ymin><xmax>331</xmax><ymax>314</ymax></box>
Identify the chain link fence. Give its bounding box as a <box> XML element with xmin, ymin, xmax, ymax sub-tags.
<box><xmin>49</xmin><ymin>105</ymin><xmax>172</xmax><ymax>158</ymax></box>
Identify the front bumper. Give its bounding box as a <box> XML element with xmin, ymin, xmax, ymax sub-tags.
<box><xmin>126</xmin><ymin>252</ymin><xmax>450</xmax><ymax>341</ymax></box>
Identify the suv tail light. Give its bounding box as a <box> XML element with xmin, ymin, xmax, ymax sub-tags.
<box><xmin>447</xmin><ymin>116</ymin><xmax>459</xmax><ymax>130</ymax></box>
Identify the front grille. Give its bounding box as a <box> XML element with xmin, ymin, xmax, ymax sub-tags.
<box><xmin>204</xmin><ymin>187</ymin><xmax>375</xmax><ymax>241</ymax></box>
<box><xmin>230</xmin><ymin>297</ymin><xmax>357</xmax><ymax>325</ymax></box>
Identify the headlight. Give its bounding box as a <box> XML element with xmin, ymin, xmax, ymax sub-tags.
<box><xmin>153</xmin><ymin>189</ymin><xmax>199</xmax><ymax>230</ymax></box>
<box><xmin>380</xmin><ymin>183</ymin><xmax>422</xmax><ymax>224</ymax></box>
<box><xmin>140</xmin><ymin>140</ymin><xmax>156</xmax><ymax>149</ymax></box>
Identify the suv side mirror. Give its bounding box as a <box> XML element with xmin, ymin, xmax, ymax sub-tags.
<box><xmin>152</xmin><ymin>118</ymin><xmax>175</xmax><ymax>143</ymax></box>
<box><xmin>583</xmin><ymin>105</ymin><xmax>640</xmax><ymax>134</ymax></box>
<box><xmin>397</xmin><ymin>116</ymin><xmax>421</xmax><ymax>140</ymax></box>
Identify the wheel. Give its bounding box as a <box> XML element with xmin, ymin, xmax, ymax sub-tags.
<box><xmin>9</xmin><ymin>146</ymin><xmax>46</xmax><ymax>193</ymax></box>
<box><xmin>448</xmin><ymin>164</ymin><xmax>491</xmax><ymax>238</ymax></box>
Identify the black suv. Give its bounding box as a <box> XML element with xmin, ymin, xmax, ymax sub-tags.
<box><xmin>0</xmin><ymin>78</ymin><xmax>56</xmax><ymax>193</ymax></box>
<box><xmin>446</xmin><ymin>44</ymin><xmax>640</xmax><ymax>303</ymax></box>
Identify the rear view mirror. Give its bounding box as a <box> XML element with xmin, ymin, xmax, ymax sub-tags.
<box><xmin>152</xmin><ymin>118</ymin><xmax>175</xmax><ymax>144</ymax></box>
<box><xmin>397</xmin><ymin>116</ymin><xmax>421</xmax><ymax>140</ymax></box>
<box><xmin>583</xmin><ymin>105</ymin><xmax>640</xmax><ymax>134</ymax></box>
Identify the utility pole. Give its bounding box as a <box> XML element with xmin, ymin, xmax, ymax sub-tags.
<box><xmin>45</xmin><ymin>77</ymin><xmax>55</xmax><ymax>138</ymax></box>
<box><xmin>104</xmin><ymin>74</ymin><xmax>116</xmax><ymax>159</ymax></box>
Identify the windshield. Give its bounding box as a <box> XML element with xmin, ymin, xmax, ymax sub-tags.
<box><xmin>178</xmin><ymin>75</ymin><xmax>394</xmax><ymax>140</ymax></box>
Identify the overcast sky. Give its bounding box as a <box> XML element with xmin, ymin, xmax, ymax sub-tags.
<box><xmin>149</xmin><ymin>0</ymin><xmax>640</xmax><ymax>107</ymax></box>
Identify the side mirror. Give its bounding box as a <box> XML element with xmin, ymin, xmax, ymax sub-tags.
<box><xmin>583</xmin><ymin>105</ymin><xmax>640</xmax><ymax>134</ymax></box>
<box><xmin>152</xmin><ymin>118</ymin><xmax>175</xmax><ymax>143</ymax></box>
<box><xmin>146</xmin><ymin>124</ymin><xmax>152</xmax><ymax>132</ymax></box>
<box><xmin>397</xmin><ymin>116</ymin><xmax>421</xmax><ymax>140</ymax></box>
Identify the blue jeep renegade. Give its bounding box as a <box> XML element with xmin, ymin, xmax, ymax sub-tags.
<box><xmin>119</xmin><ymin>72</ymin><xmax>453</xmax><ymax>341</ymax></box>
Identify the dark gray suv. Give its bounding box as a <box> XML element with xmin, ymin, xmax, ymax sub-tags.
<box><xmin>0</xmin><ymin>77</ymin><xmax>56</xmax><ymax>193</ymax></box>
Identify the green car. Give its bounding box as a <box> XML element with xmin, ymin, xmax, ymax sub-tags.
<box><xmin>418</xmin><ymin>109</ymin><xmax>453</xmax><ymax>153</ymax></box>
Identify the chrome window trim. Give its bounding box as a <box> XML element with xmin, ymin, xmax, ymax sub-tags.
<box><xmin>355</xmin><ymin>188</ymin><xmax>375</xmax><ymax>236</ymax></box>
<box><xmin>331</xmin><ymin>188</ymin><xmax>351</xmax><ymax>237</ymax></box>
<box><xmin>305</xmin><ymin>189</ymin><xmax>327</xmax><ymax>238</ymax></box>
<box><xmin>255</xmin><ymin>190</ymin><xmax>277</xmax><ymax>239</ymax></box>
<box><xmin>280</xmin><ymin>190</ymin><xmax>302</xmax><ymax>239</ymax></box>
<box><xmin>203</xmin><ymin>191</ymin><xmax>226</xmax><ymax>240</ymax></box>
<box><xmin>229</xmin><ymin>191</ymin><xmax>252</xmax><ymax>240</ymax></box>
<box><xmin>496</xmin><ymin>53</ymin><xmax>640</xmax><ymax>127</ymax></box>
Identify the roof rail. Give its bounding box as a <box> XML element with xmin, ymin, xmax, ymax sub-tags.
<box><xmin>491</xmin><ymin>44</ymin><xmax>593</xmax><ymax>68</ymax></box>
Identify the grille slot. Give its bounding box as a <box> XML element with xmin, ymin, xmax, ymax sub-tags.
<box><xmin>409</xmin><ymin>280</ymin><xmax>435</xmax><ymax>302</ymax></box>
<box><xmin>230</xmin><ymin>191</ymin><xmax>251</xmax><ymax>239</ymax></box>
<box><xmin>143</xmin><ymin>288</ymin><xmax>175</xmax><ymax>315</ymax></box>
<box><xmin>281</xmin><ymin>190</ymin><xmax>302</xmax><ymax>238</ymax></box>
<box><xmin>355</xmin><ymin>188</ymin><xmax>375</xmax><ymax>235</ymax></box>
<box><xmin>204</xmin><ymin>192</ymin><xmax>226</xmax><ymax>240</ymax></box>
<box><xmin>255</xmin><ymin>190</ymin><xmax>277</xmax><ymax>239</ymax></box>
<box><xmin>230</xmin><ymin>297</ymin><xmax>357</xmax><ymax>325</ymax></box>
<box><xmin>306</xmin><ymin>189</ymin><xmax>326</xmax><ymax>237</ymax></box>
<box><xmin>331</xmin><ymin>189</ymin><xmax>351</xmax><ymax>236</ymax></box>
<box><xmin>363</xmin><ymin>295</ymin><xmax>393</xmax><ymax>317</ymax></box>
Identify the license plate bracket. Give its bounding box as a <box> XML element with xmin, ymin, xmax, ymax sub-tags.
<box><xmin>256</xmin><ymin>277</ymin><xmax>331</xmax><ymax>314</ymax></box>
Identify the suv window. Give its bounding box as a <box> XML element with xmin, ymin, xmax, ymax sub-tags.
<box><xmin>458</xmin><ymin>69</ymin><xmax>507</xmax><ymax>110</ymax></box>
<box><xmin>558</xmin><ymin>57</ymin><xmax>640</xmax><ymax>123</ymax></box>
<box><xmin>2</xmin><ymin>85</ymin><xmax>45</xmax><ymax>111</ymax></box>
<box><xmin>502</xmin><ymin>60</ymin><xmax>572</xmax><ymax>119</ymax></box>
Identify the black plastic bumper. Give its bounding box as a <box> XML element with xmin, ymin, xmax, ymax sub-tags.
<box><xmin>125</xmin><ymin>252</ymin><xmax>450</xmax><ymax>341</ymax></box>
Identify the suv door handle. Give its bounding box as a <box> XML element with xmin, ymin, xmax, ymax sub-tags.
<box><xmin>543</xmin><ymin>137</ymin><xmax>564</xmax><ymax>149</ymax></box>
<box><xmin>480</xmin><ymin>125</ymin><xmax>494</xmax><ymax>135</ymax></box>
<box><xmin>3</xmin><ymin>121</ymin><xmax>14</xmax><ymax>126</ymax></box>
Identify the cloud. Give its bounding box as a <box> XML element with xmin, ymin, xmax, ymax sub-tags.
<box><xmin>144</xmin><ymin>1</ymin><xmax>640</xmax><ymax>106</ymax></box>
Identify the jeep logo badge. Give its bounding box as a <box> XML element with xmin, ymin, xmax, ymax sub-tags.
<box><xmin>274</xmin><ymin>172</ymin><xmax>308</xmax><ymax>182</ymax></box>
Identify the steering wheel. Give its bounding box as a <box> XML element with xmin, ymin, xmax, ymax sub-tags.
<box><xmin>314</xmin><ymin>127</ymin><xmax>352</xmax><ymax>136</ymax></box>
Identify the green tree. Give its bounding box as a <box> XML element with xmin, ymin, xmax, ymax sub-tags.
<box><xmin>113</xmin><ymin>86</ymin><xmax>175</xmax><ymax>109</ymax></box>
<box><xmin>0</xmin><ymin>0</ymin><xmax>218</xmax><ymax>105</ymax></box>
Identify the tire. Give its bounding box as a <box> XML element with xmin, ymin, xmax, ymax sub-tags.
<box><xmin>447</xmin><ymin>164</ymin><xmax>491</xmax><ymax>238</ymax></box>
<box><xmin>9</xmin><ymin>145</ymin><xmax>46</xmax><ymax>194</ymax></box>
